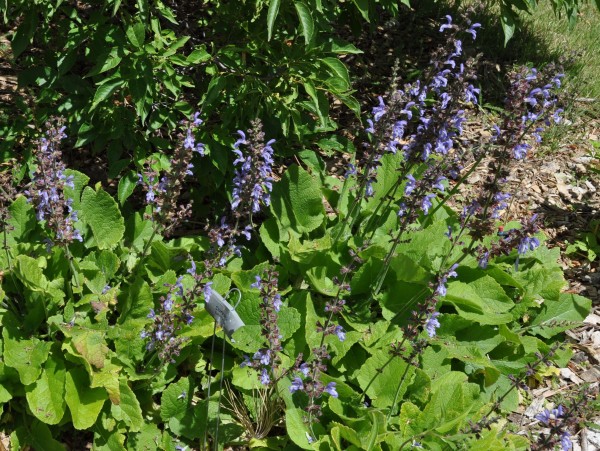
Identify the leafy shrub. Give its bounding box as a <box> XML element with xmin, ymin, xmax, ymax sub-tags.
<box><xmin>0</xmin><ymin>6</ymin><xmax>593</xmax><ymax>451</ymax></box>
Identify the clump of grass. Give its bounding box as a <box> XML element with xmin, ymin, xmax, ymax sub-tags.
<box><xmin>520</xmin><ymin>1</ymin><xmax>600</xmax><ymax>100</ymax></box>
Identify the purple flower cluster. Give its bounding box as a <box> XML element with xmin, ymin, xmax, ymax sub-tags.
<box><xmin>141</xmin><ymin>276</ymin><xmax>196</xmax><ymax>363</ymax></box>
<box><xmin>534</xmin><ymin>405</ymin><xmax>572</xmax><ymax>451</ymax></box>
<box><xmin>230</xmin><ymin>119</ymin><xmax>275</xmax><ymax>218</ymax></box>
<box><xmin>435</xmin><ymin>264</ymin><xmax>458</xmax><ymax>297</ymax></box>
<box><xmin>350</xmin><ymin>15</ymin><xmax>481</xmax><ymax>227</ymax></box>
<box><xmin>499</xmin><ymin>65</ymin><xmax>564</xmax><ymax>160</ymax></box>
<box><xmin>239</xmin><ymin>268</ymin><xmax>283</xmax><ymax>386</ymax></box>
<box><xmin>476</xmin><ymin>214</ymin><xmax>541</xmax><ymax>270</ymax></box>
<box><xmin>26</xmin><ymin>119</ymin><xmax>82</xmax><ymax>245</ymax></box>
<box><xmin>138</xmin><ymin>112</ymin><xmax>205</xmax><ymax>236</ymax></box>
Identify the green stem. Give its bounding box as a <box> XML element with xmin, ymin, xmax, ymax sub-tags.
<box><xmin>386</xmin><ymin>361</ymin><xmax>413</xmax><ymax>424</ymax></box>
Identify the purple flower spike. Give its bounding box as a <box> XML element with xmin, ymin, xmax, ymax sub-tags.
<box><xmin>289</xmin><ymin>377</ymin><xmax>304</xmax><ymax>393</ymax></box>
<box><xmin>421</xmin><ymin>194</ymin><xmax>436</xmax><ymax>215</ymax></box>
<box><xmin>324</xmin><ymin>382</ymin><xmax>338</xmax><ymax>398</ymax></box>
<box><xmin>260</xmin><ymin>368</ymin><xmax>270</xmax><ymax>385</ymax></box>
<box><xmin>466</xmin><ymin>23</ymin><xmax>481</xmax><ymax>40</ymax></box>
<box><xmin>334</xmin><ymin>325</ymin><xmax>346</xmax><ymax>342</ymax></box>
<box><xmin>405</xmin><ymin>174</ymin><xmax>417</xmax><ymax>196</ymax></box>
<box><xmin>439</xmin><ymin>15</ymin><xmax>453</xmax><ymax>32</ymax></box>
<box><xmin>425</xmin><ymin>312</ymin><xmax>441</xmax><ymax>337</ymax></box>
<box><xmin>203</xmin><ymin>282</ymin><xmax>213</xmax><ymax>302</ymax></box>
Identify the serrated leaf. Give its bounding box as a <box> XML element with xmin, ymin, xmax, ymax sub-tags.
<box><xmin>117</xmin><ymin>171</ymin><xmax>138</xmax><ymax>205</ymax></box>
<box><xmin>126</xmin><ymin>21</ymin><xmax>145</xmax><ymax>48</ymax></box>
<box><xmin>66</xmin><ymin>327</ymin><xmax>110</xmax><ymax>370</ymax></box>
<box><xmin>294</xmin><ymin>1</ymin><xmax>314</xmax><ymax>45</ymax></box>
<box><xmin>320</xmin><ymin>57</ymin><xmax>350</xmax><ymax>88</ymax></box>
<box><xmin>267</xmin><ymin>0</ymin><xmax>281</xmax><ymax>41</ymax></box>
<box><xmin>25</xmin><ymin>357</ymin><xmax>66</xmax><ymax>424</ymax></box>
<box><xmin>7</xmin><ymin>196</ymin><xmax>36</xmax><ymax>243</ymax></box>
<box><xmin>530</xmin><ymin>293</ymin><xmax>591</xmax><ymax>338</ymax></box>
<box><xmin>357</xmin><ymin>349</ymin><xmax>414</xmax><ymax>408</ymax></box>
<box><xmin>111</xmin><ymin>378</ymin><xmax>143</xmax><ymax>431</ymax></box>
<box><xmin>13</xmin><ymin>419</ymin><xmax>65</xmax><ymax>451</ymax></box>
<box><xmin>81</xmin><ymin>186</ymin><xmax>125</xmax><ymax>250</ymax></box>
<box><xmin>187</xmin><ymin>46</ymin><xmax>211</xmax><ymax>64</ymax></box>
<box><xmin>65</xmin><ymin>367</ymin><xmax>107</xmax><ymax>430</ymax></box>
<box><xmin>3</xmin><ymin>328</ymin><xmax>51</xmax><ymax>385</ymax></box>
<box><xmin>161</xmin><ymin>377</ymin><xmax>192</xmax><ymax>421</ymax></box>
<box><xmin>270</xmin><ymin>165</ymin><xmax>325</xmax><ymax>235</ymax></box>
<box><xmin>90</xmin><ymin>77</ymin><xmax>123</xmax><ymax>111</ymax></box>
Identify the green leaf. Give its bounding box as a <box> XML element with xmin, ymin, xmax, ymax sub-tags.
<box><xmin>530</xmin><ymin>293</ymin><xmax>591</xmax><ymax>338</ymax></box>
<box><xmin>357</xmin><ymin>349</ymin><xmax>414</xmax><ymax>408</ymax></box>
<box><xmin>63</xmin><ymin>169</ymin><xmax>90</xmax><ymax>212</ymax></box>
<box><xmin>111</xmin><ymin>378</ymin><xmax>143</xmax><ymax>432</ymax></box>
<box><xmin>81</xmin><ymin>186</ymin><xmax>125</xmax><ymax>250</ymax></box>
<box><xmin>11</xmin><ymin>11</ymin><xmax>37</xmax><ymax>58</ymax></box>
<box><xmin>267</xmin><ymin>0</ymin><xmax>281</xmax><ymax>41</ymax></box>
<box><xmin>90</xmin><ymin>77</ymin><xmax>123</xmax><ymax>111</ymax></box>
<box><xmin>14</xmin><ymin>255</ymin><xmax>47</xmax><ymax>292</ymax></box>
<box><xmin>294</xmin><ymin>1</ymin><xmax>314</xmax><ymax>45</ymax></box>
<box><xmin>3</xmin><ymin>328</ymin><xmax>51</xmax><ymax>385</ymax></box>
<box><xmin>126</xmin><ymin>21</ymin><xmax>146</xmax><ymax>48</ymax></box>
<box><xmin>500</xmin><ymin>3</ymin><xmax>516</xmax><ymax>45</ymax></box>
<box><xmin>270</xmin><ymin>164</ymin><xmax>325</xmax><ymax>236</ymax></box>
<box><xmin>186</xmin><ymin>46</ymin><xmax>211</xmax><ymax>64</ymax></box>
<box><xmin>72</xmin><ymin>330</ymin><xmax>110</xmax><ymax>370</ymax></box>
<box><xmin>285</xmin><ymin>407</ymin><xmax>314</xmax><ymax>449</ymax></box>
<box><xmin>91</xmin><ymin>361</ymin><xmax>122</xmax><ymax>404</ymax></box>
<box><xmin>65</xmin><ymin>367</ymin><xmax>107</xmax><ymax>430</ymax></box>
<box><xmin>320</xmin><ymin>57</ymin><xmax>350</xmax><ymax>89</ymax></box>
<box><xmin>444</xmin><ymin>277</ymin><xmax>514</xmax><ymax>325</ymax></box>
<box><xmin>13</xmin><ymin>419</ymin><xmax>66</xmax><ymax>451</ymax></box>
<box><xmin>161</xmin><ymin>377</ymin><xmax>192</xmax><ymax>421</ymax></box>
<box><xmin>117</xmin><ymin>170</ymin><xmax>138</xmax><ymax>205</ymax></box>
<box><xmin>25</xmin><ymin>356</ymin><xmax>66</xmax><ymax>424</ymax></box>
<box><xmin>7</xmin><ymin>196</ymin><xmax>36</xmax><ymax>242</ymax></box>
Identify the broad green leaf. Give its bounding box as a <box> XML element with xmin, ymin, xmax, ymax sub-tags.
<box><xmin>63</xmin><ymin>169</ymin><xmax>90</xmax><ymax>212</ymax></box>
<box><xmin>91</xmin><ymin>361</ymin><xmax>122</xmax><ymax>404</ymax></box>
<box><xmin>90</xmin><ymin>77</ymin><xmax>123</xmax><ymax>111</ymax></box>
<box><xmin>14</xmin><ymin>254</ymin><xmax>48</xmax><ymax>292</ymax></box>
<box><xmin>161</xmin><ymin>377</ymin><xmax>192</xmax><ymax>421</ymax></box>
<box><xmin>11</xmin><ymin>10</ymin><xmax>37</xmax><ymax>58</ymax></box>
<box><xmin>7</xmin><ymin>195</ymin><xmax>36</xmax><ymax>243</ymax></box>
<box><xmin>187</xmin><ymin>46</ymin><xmax>211</xmax><ymax>64</ymax></box>
<box><xmin>285</xmin><ymin>407</ymin><xmax>314</xmax><ymax>449</ymax></box>
<box><xmin>267</xmin><ymin>0</ymin><xmax>281</xmax><ymax>41</ymax></box>
<box><xmin>126</xmin><ymin>21</ymin><xmax>145</xmax><ymax>48</ymax></box>
<box><xmin>65</xmin><ymin>367</ymin><xmax>107</xmax><ymax>430</ymax></box>
<box><xmin>117</xmin><ymin>170</ymin><xmax>138</xmax><ymax>205</ymax></box>
<box><xmin>3</xmin><ymin>328</ymin><xmax>51</xmax><ymax>385</ymax></box>
<box><xmin>110</xmin><ymin>378</ymin><xmax>143</xmax><ymax>431</ymax></box>
<box><xmin>530</xmin><ymin>293</ymin><xmax>591</xmax><ymax>338</ymax></box>
<box><xmin>119</xmin><ymin>277</ymin><xmax>153</xmax><ymax>322</ymax></box>
<box><xmin>13</xmin><ymin>419</ymin><xmax>65</xmax><ymax>451</ymax></box>
<box><xmin>444</xmin><ymin>277</ymin><xmax>514</xmax><ymax>325</ymax></box>
<box><xmin>25</xmin><ymin>356</ymin><xmax>66</xmax><ymax>424</ymax></box>
<box><xmin>357</xmin><ymin>349</ymin><xmax>414</xmax><ymax>408</ymax></box>
<box><xmin>500</xmin><ymin>4</ymin><xmax>516</xmax><ymax>45</ymax></box>
<box><xmin>270</xmin><ymin>164</ymin><xmax>325</xmax><ymax>235</ymax></box>
<box><xmin>127</xmin><ymin>423</ymin><xmax>162</xmax><ymax>450</ymax></box>
<box><xmin>351</xmin><ymin>0</ymin><xmax>371</xmax><ymax>22</ymax></box>
<box><xmin>70</xmin><ymin>328</ymin><xmax>110</xmax><ymax>370</ymax></box>
<box><xmin>320</xmin><ymin>57</ymin><xmax>350</xmax><ymax>89</ymax></box>
<box><xmin>81</xmin><ymin>186</ymin><xmax>125</xmax><ymax>250</ymax></box>
<box><xmin>294</xmin><ymin>1</ymin><xmax>314</xmax><ymax>45</ymax></box>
